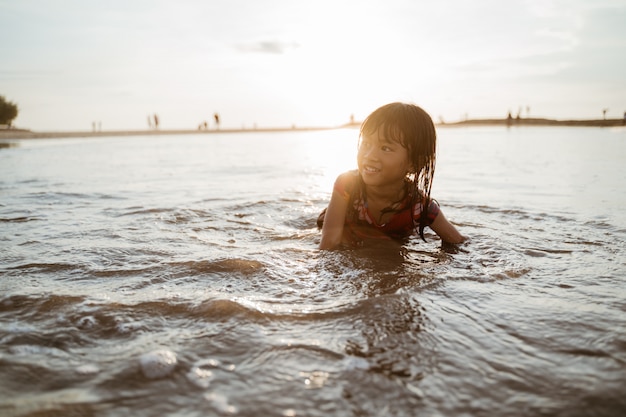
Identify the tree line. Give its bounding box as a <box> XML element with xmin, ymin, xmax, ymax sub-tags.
<box><xmin>0</xmin><ymin>96</ymin><xmax>19</xmax><ymax>127</ymax></box>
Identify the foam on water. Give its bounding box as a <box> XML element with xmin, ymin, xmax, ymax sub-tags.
<box><xmin>139</xmin><ymin>349</ymin><xmax>178</xmax><ymax>379</ymax></box>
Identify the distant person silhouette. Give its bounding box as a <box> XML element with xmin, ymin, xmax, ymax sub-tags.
<box><xmin>154</xmin><ymin>114</ymin><xmax>159</xmax><ymax>130</ymax></box>
<box><xmin>214</xmin><ymin>113</ymin><xmax>220</xmax><ymax>130</ymax></box>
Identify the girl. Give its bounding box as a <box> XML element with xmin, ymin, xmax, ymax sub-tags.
<box><xmin>318</xmin><ymin>102</ymin><xmax>465</xmax><ymax>249</ymax></box>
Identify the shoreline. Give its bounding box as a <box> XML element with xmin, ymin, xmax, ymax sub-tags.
<box><xmin>0</xmin><ymin>125</ymin><xmax>335</xmax><ymax>140</ymax></box>
<box><xmin>1</xmin><ymin>117</ymin><xmax>624</xmax><ymax>140</ymax></box>
<box><xmin>440</xmin><ymin>117</ymin><xmax>625</xmax><ymax>128</ymax></box>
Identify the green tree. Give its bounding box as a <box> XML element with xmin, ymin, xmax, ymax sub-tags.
<box><xmin>0</xmin><ymin>95</ymin><xmax>19</xmax><ymax>126</ymax></box>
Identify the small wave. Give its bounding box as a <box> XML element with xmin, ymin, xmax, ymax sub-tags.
<box><xmin>22</xmin><ymin>190</ymin><xmax>95</xmax><ymax>200</ymax></box>
<box><xmin>459</xmin><ymin>202</ymin><xmax>579</xmax><ymax>224</ymax></box>
<box><xmin>168</xmin><ymin>258</ymin><xmax>266</xmax><ymax>275</ymax></box>
<box><xmin>0</xmin><ymin>216</ymin><xmax>41</xmax><ymax>223</ymax></box>
<box><xmin>228</xmin><ymin>201</ymin><xmax>271</xmax><ymax>211</ymax></box>
<box><xmin>193</xmin><ymin>298</ymin><xmax>270</xmax><ymax>322</ymax></box>
<box><xmin>269</xmin><ymin>343</ymin><xmax>345</xmax><ymax>361</ymax></box>
<box><xmin>557</xmin><ymin>347</ymin><xmax>612</xmax><ymax>358</ymax></box>
<box><xmin>7</xmin><ymin>262</ymin><xmax>80</xmax><ymax>273</ymax></box>
<box><xmin>0</xmin><ymin>294</ymin><xmax>86</xmax><ymax>314</ymax></box>
<box><xmin>522</xmin><ymin>248</ymin><xmax>574</xmax><ymax>257</ymax></box>
<box><xmin>281</xmin><ymin>213</ymin><xmax>322</xmax><ymax>230</ymax></box>
<box><xmin>116</xmin><ymin>206</ymin><xmax>174</xmax><ymax>216</ymax></box>
<box><xmin>8</xmin><ymin>344</ymin><xmax>69</xmax><ymax>357</ymax></box>
<box><xmin>89</xmin><ymin>265</ymin><xmax>163</xmax><ymax>278</ymax></box>
<box><xmin>584</xmin><ymin>218</ymin><xmax>618</xmax><ymax>229</ymax></box>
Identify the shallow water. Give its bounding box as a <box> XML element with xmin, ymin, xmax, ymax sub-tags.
<box><xmin>1</xmin><ymin>126</ymin><xmax>625</xmax><ymax>417</ymax></box>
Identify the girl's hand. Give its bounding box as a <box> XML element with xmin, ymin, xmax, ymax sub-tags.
<box><xmin>429</xmin><ymin>210</ymin><xmax>466</xmax><ymax>244</ymax></box>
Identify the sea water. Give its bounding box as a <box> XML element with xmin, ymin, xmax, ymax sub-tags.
<box><xmin>1</xmin><ymin>126</ymin><xmax>625</xmax><ymax>416</ymax></box>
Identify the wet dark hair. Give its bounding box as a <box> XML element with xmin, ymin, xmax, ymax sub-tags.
<box><xmin>358</xmin><ymin>102</ymin><xmax>437</xmax><ymax>240</ymax></box>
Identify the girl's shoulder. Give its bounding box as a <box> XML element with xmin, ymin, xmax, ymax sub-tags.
<box><xmin>334</xmin><ymin>170</ymin><xmax>360</xmax><ymax>198</ymax></box>
<box><xmin>336</xmin><ymin>169</ymin><xmax>359</xmax><ymax>183</ymax></box>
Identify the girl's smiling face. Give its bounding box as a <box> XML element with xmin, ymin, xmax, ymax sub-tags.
<box><xmin>357</xmin><ymin>129</ymin><xmax>412</xmax><ymax>190</ymax></box>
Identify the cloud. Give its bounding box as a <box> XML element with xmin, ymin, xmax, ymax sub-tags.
<box><xmin>235</xmin><ymin>40</ymin><xmax>299</xmax><ymax>54</ymax></box>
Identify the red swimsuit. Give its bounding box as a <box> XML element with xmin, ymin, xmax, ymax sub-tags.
<box><xmin>319</xmin><ymin>170</ymin><xmax>440</xmax><ymax>245</ymax></box>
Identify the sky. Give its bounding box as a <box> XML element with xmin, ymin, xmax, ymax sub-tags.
<box><xmin>1</xmin><ymin>0</ymin><xmax>625</xmax><ymax>131</ymax></box>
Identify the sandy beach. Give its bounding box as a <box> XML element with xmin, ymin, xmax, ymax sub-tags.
<box><xmin>441</xmin><ymin>117</ymin><xmax>625</xmax><ymax>128</ymax></box>
<box><xmin>0</xmin><ymin>125</ymin><xmax>337</xmax><ymax>140</ymax></box>
<box><xmin>0</xmin><ymin>117</ymin><xmax>623</xmax><ymax>140</ymax></box>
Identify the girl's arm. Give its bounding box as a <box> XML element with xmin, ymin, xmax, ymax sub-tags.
<box><xmin>429</xmin><ymin>210</ymin><xmax>466</xmax><ymax>244</ymax></box>
<box><xmin>319</xmin><ymin>189</ymin><xmax>350</xmax><ymax>250</ymax></box>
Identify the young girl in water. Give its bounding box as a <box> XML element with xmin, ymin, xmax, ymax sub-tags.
<box><xmin>318</xmin><ymin>102</ymin><xmax>465</xmax><ymax>249</ymax></box>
